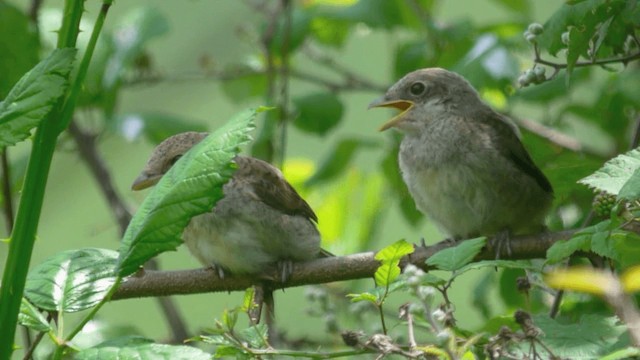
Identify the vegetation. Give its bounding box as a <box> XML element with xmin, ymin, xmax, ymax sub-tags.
<box><xmin>0</xmin><ymin>0</ymin><xmax>639</xmax><ymax>359</ymax></box>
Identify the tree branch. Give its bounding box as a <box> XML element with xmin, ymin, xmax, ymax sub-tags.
<box><xmin>112</xmin><ymin>230</ymin><xmax>573</xmax><ymax>301</ymax></box>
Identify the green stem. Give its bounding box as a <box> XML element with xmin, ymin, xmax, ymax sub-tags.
<box><xmin>0</xmin><ymin>0</ymin><xmax>91</xmax><ymax>358</ymax></box>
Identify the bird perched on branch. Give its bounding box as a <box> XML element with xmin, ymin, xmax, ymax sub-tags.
<box><xmin>131</xmin><ymin>131</ymin><xmax>322</xmax><ymax>281</ymax></box>
<box><xmin>369</xmin><ymin>68</ymin><xmax>553</xmax><ymax>251</ymax></box>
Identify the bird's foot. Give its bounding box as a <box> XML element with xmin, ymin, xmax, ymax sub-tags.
<box><xmin>490</xmin><ymin>230</ymin><xmax>513</xmax><ymax>260</ymax></box>
<box><xmin>276</xmin><ymin>260</ymin><xmax>293</xmax><ymax>283</ymax></box>
<box><xmin>206</xmin><ymin>264</ymin><xmax>227</xmax><ymax>279</ymax></box>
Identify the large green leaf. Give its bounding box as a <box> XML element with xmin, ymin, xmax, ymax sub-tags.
<box><xmin>426</xmin><ymin>237</ymin><xmax>486</xmax><ymax>272</ymax></box>
<box><xmin>75</xmin><ymin>343</ymin><xmax>210</xmax><ymax>360</ymax></box>
<box><xmin>579</xmin><ymin>147</ymin><xmax>640</xmax><ymax>196</ymax></box>
<box><xmin>116</xmin><ymin>108</ymin><xmax>259</xmax><ymax>277</ymax></box>
<box><xmin>0</xmin><ymin>2</ymin><xmax>40</xmax><ymax>99</ymax></box>
<box><xmin>0</xmin><ymin>48</ymin><xmax>76</xmax><ymax>147</ymax></box>
<box><xmin>24</xmin><ymin>248</ymin><xmax>118</xmax><ymax>312</ymax></box>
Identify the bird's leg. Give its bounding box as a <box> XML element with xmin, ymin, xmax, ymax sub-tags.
<box><xmin>490</xmin><ymin>229</ymin><xmax>513</xmax><ymax>259</ymax></box>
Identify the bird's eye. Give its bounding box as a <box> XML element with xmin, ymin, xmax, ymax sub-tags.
<box><xmin>168</xmin><ymin>154</ymin><xmax>182</xmax><ymax>166</ymax></box>
<box><xmin>409</xmin><ymin>82</ymin><xmax>426</xmax><ymax>96</ymax></box>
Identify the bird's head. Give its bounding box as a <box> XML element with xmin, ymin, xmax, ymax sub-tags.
<box><xmin>368</xmin><ymin>68</ymin><xmax>481</xmax><ymax>133</ymax></box>
<box><xmin>131</xmin><ymin>131</ymin><xmax>208</xmax><ymax>190</ymax></box>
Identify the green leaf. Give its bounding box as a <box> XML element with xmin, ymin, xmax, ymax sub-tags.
<box><xmin>24</xmin><ymin>248</ymin><xmax>118</xmax><ymax>312</ymax></box>
<box><xmin>110</xmin><ymin>112</ymin><xmax>207</xmax><ymax>144</ymax></box>
<box><xmin>0</xmin><ymin>48</ymin><xmax>76</xmax><ymax>147</ymax></box>
<box><xmin>374</xmin><ymin>239</ymin><xmax>413</xmax><ymax>286</ymax></box>
<box><xmin>610</xmin><ymin>230</ymin><xmax>640</xmax><ymax>269</ymax></box>
<box><xmin>0</xmin><ymin>2</ymin><xmax>40</xmax><ymax>99</ymax></box>
<box><xmin>18</xmin><ymin>298</ymin><xmax>51</xmax><ymax>332</ymax></box>
<box><xmin>618</xmin><ymin>167</ymin><xmax>640</xmax><ymax>202</ymax></box>
<box><xmin>293</xmin><ymin>92</ymin><xmax>344</xmax><ymax>136</ymax></box>
<box><xmin>236</xmin><ymin>324</ymin><xmax>268</xmax><ymax>349</ymax></box>
<box><xmin>309</xmin><ymin>17</ymin><xmax>351</xmax><ymax>48</ymax></box>
<box><xmin>426</xmin><ymin>237</ymin><xmax>486</xmax><ymax>272</ymax></box>
<box><xmin>74</xmin><ymin>343</ymin><xmax>210</xmax><ymax>360</ymax></box>
<box><xmin>599</xmin><ymin>347</ymin><xmax>640</xmax><ymax>360</ymax></box>
<box><xmin>103</xmin><ymin>7</ymin><xmax>169</xmax><ymax>88</ymax></box>
<box><xmin>305</xmin><ymin>137</ymin><xmax>378</xmax><ymax>186</ymax></box>
<box><xmin>394</xmin><ymin>40</ymin><xmax>432</xmax><ymax>79</ymax></box>
<box><xmin>546</xmin><ymin>221</ymin><xmax>610</xmax><ymax>264</ymax></box>
<box><xmin>578</xmin><ymin>147</ymin><xmax>640</xmax><ymax>196</ymax></box>
<box><xmin>117</xmin><ymin>108</ymin><xmax>258</xmax><ymax>277</ymax></box>
<box><xmin>565</xmin><ymin>25</ymin><xmax>591</xmax><ymax>75</ymax></box>
<box><xmin>531</xmin><ymin>314</ymin><xmax>625</xmax><ymax>359</ymax></box>
<box><xmin>537</xmin><ymin>0</ymin><xmax>607</xmax><ymax>56</ymax></box>
<box><xmin>347</xmin><ymin>292</ymin><xmax>379</xmax><ymax>303</ymax></box>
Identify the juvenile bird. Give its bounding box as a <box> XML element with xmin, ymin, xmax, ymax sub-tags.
<box><xmin>131</xmin><ymin>131</ymin><xmax>321</xmax><ymax>281</ymax></box>
<box><xmin>369</xmin><ymin>68</ymin><xmax>553</xmax><ymax>249</ymax></box>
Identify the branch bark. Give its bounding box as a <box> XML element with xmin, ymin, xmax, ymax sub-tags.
<box><xmin>113</xmin><ymin>229</ymin><xmax>573</xmax><ymax>301</ymax></box>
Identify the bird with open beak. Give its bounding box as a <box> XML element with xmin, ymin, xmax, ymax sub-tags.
<box><xmin>369</xmin><ymin>68</ymin><xmax>553</xmax><ymax>251</ymax></box>
<box><xmin>131</xmin><ymin>131</ymin><xmax>322</xmax><ymax>281</ymax></box>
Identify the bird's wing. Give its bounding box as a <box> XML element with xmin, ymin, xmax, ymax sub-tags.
<box><xmin>483</xmin><ymin>112</ymin><xmax>554</xmax><ymax>194</ymax></box>
<box><xmin>234</xmin><ymin>156</ymin><xmax>319</xmax><ymax>222</ymax></box>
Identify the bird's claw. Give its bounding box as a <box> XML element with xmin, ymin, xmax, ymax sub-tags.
<box><xmin>490</xmin><ymin>230</ymin><xmax>513</xmax><ymax>260</ymax></box>
<box><xmin>277</xmin><ymin>260</ymin><xmax>293</xmax><ymax>283</ymax></box>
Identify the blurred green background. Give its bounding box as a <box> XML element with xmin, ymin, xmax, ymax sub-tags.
<box><xmin>2</xmin><ymin>0</ymin><xmax>567</xmax><ymax>352</ymax></box>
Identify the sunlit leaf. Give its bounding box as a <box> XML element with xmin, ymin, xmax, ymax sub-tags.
<box><xmin>0</xmin><ymin>48</ymin><xmax>76</xmax><ymax>147</ymax></box>
<box><xmin>579</xmin><ymin>148</ymin><xmax>640</xmax><ymax>196</ymax></box>
<box><xmin>24</xmin><ymin>248</ymin><xmax>118</xmax><ymax>312</ymax></box>
<box><xmin>117</xmin><ymin>108</ymin><xmax>259</xmax><ymax>277</ymax></box>
<box><xmin>374</xmin><ymin>239</ymin><xmax>413</xmax><ymax>286</ymax></box>
<box><xmin>618</xmin><ymin>167</ymin><xmax>640</xmax><ymax>202</ymax></box>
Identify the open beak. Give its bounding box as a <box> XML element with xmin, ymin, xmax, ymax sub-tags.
<box><xmin>131</xmin><ymin>173</ymin><xmax>161</xmax><ymax>191</ymax></box>
<box><xmin>368</xmin><ymin>98</ymin><xmax>415</xmax><ymax>131</ymax></box>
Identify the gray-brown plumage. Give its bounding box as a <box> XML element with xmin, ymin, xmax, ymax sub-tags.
<box><xmin>369</xmin><ymin>68</ymin><xmax>553</xmax><ymax>242</ymax></box>
<box><xmin>132</xmin><ymin>131</ymin><xmax>321</xmax><ymax>280</ymax></box>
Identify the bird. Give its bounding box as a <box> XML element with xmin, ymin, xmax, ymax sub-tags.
<box><xmin>369</xmin><ymin>68</ymin><xmax>553</xmax><ymax>252</ymax></box>
<box><xmin>131</xmin><ymin>131</ymin><xmax>322</xmax><ymax>281</ymax></box>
